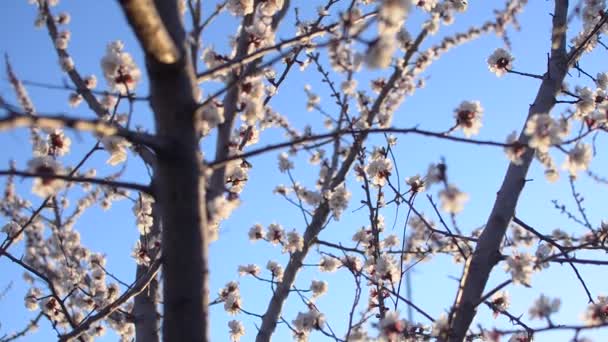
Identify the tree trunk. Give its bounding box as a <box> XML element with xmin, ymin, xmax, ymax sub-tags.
<box><xmin>119</xmin><ymin>1</ymin><xmax>209</xmax><ymax>341</ymax></box>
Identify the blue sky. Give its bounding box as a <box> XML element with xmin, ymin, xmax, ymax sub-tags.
<box><xmin>1</xmin><ymin>1</ymin><xmax>607</xmax><ymax>341</ymax></box>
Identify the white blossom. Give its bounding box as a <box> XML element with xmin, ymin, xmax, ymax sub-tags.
<box><xmin>529</xmin><ymin>294</ymin><xmax>560</xmax><ymax>320</ymax></box>
<box><xmin>319</xmin><ymin>256</ymin><xmax>341</xmax><ymax>272</ymax></box>
<box><xmin>228</xmin><ymin>320</ymin><xmax>245</xmax><ymax>341</ymax></box>
<box><xmin>524</xmin><ymin>114</ymin><xmax>561</xmax><ymax>153</ymax></box>
<box><xmin>310</xmin><ymin>280</ymin><xmax>328</xmax><ymax>298</ymax></box>
<box><xmin>582</xmin><ymin>295</ymin><xmax>608</xmax><ymax>325</ymax></box>
<box><xmin>278</xmin><ymin>152</ymin><xmax>293</xmax><ymax>172</ymax></box>
<box><xmin>101</xmin><ymin>136</ymin><xmax>131</xmax><ymax>166</ymax></box>
<box><xmin>325</xmin><ymin>184</ymin><xmax>351</xmax><ymax>220</ymax></box>
<box><xmin>248</xmin><ymin>223</ymin><xmax>265</xmax><ymax>241</ymax></box>
<box><xmin>238</xmin><ymin>264</ymin><xmax>260</xmax><ymax>277</ymax></box>
<box><xmin>487</xmin><ymin>48</ymin><xmax>514</xmax><ymax>77</ymax></box>
<box><xmin>284</xmin><ymin>230</ymin><xmax>303</xmax><ymax>253</ymax></box>
<box><xmin>266</xmin><ymin>223</ymin><xmax>284</xmax><ymax>245</ymax></box>
<box><xmin>27</xmin><ymin>156</ymin><xmax>64</xmax><ymax>197</ymax></box>
<box><xmin>439</xmin><ymin>184</ymin><xmax>468</xmax><ymax>214</ymax></box>
<box><xmin>266</xmin><ymin>260</ymin><xmax>284</xmax><ymax>281</ymax></box>
<box><xmin>562</xmin><ymin>143</ymin><xmax>592</xmax><ymax>176</ymax></box>
<box><xmin>454</xmin><ymin>100</ymin><xmax>483</xmax><ymax>137</ymax></box>
<box><xmin>364</xmin><ymin>154</ymin><xmax>392</xmax><ymax>187</ymax></box>
<box><xmin>100</xmin><ymin>41</ymin><xmax>141</xmax><ymax>94</ymax></box>
<box><xmin>505</xmin><ymin>251</ymin><xmax>534</xmax><ymax>285</ymax></box>
<box><xmin>504</xmin><ymin>131</ymin><xmax>525</xmax><ymax>165</ymax></box>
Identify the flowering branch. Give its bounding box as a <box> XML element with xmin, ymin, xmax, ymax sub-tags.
<box><xmin>0</xmin><ymin>109</ymin><xmax>161</xmax><ymax>149</ymax></box>
<box><xmin>0</xmin><ymin>170</ymin><xmax>153</xmax><ymax>194</ymax></box>
<box><xmin>445</xmin><ymin>1</ymin><xmax>571</xmax><ymax>340</ymax></box>
<box><xmin>58</xmin><ymin>258</ymin><xmax>162</xmax><ymax>342</ymax></box>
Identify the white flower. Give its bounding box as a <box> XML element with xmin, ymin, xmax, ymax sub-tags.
<box><xmin>504</xmin><ymin>131</ymin><xmax>526</xmax><ymax>165</ymax></box>
<box><xmin>304</xmin><ymin>84</ymin><xmax>321</xmax><ymax>111</ymax></box>
<box><xmin>379</xmin><ymin>0</ymin><xmax>411</xmax><ymax>36</ymax></box>
<box><xmin>364</xmin><ymin>155</ymin><xmax>392</xmax><ymax>187</ymax></box>
<box><xmin>133</xmin><ymin>194</ymin><xmax>154</xmax><ymax>235</ymax></box>
<box><xmin>238</xmin><ymin>264</ymin><xmax>260</xmax><ymax>277</ymax></box>
<box><xmin>529</xmin><ymin>294</ymin><xmax>560</xmax><ymax>320</ymax></box>
<box><xmin>379</xmin><ymin>311</ymin><xmax>406</xmax><ymax>338</ymax></box>
<box><xmin>439</xmin><ymin>185</ymin><xmax>468</xmax><ymax>214</ymax></box>
<box><xmin>534</xmin><ymin>243</ymin><xmax>553</xmax><ymax>269</ymax></box>
<box><xmin>266</xmin><ymin>223</ymin><xmax>284</xmax><ymax>245</ymax></box>
<box><xmin>597</xmin><ymin>72</ymin><xmax>608</xmax><ymax>90</ymax></box>
<box><xmin>24</xmin><ymin>288</ymin><xmax>41</xmax><ymax>311</ymax></box>
<box><xmin>68</xmin><ymin>93</ymin><xmax>82</xmax><ymax>107</ymax></box>
<box><xmin>454</xmin><ymin>100</ymin><xmax>483</xmax><ymax>137</ymax></box>
<box><xmin>100</xmin><ymin>41</ymin><xmax>141</xmax><ymax>94</ymax></box>
<box><xmin>383</xmin><ymin>234</ymin><xmax>400</xmax><ymax>249</ymax></box>
<box><xmin>60</xmin><ymin>56</ymin><xmax>74</xmax><ymax>72</ymax></box>
<box><xmin>326</xmin><ymin>184</ymin><xmax>351</xmax><ymax>220</ymax></box>
<box><xmin>319</xmin><ymin>256</ymin><xmax>341</xmax><ymax>272</ymax></box>
<box><xmin>101</xmin><ymin>136</ymin><xmax>131</xmax><ymax>166</ymax></box>
<box><xmin>341</xmin><ymin>79</ymin><xmax>357</xmax><ymax>95</ymax></box>
<box><xmin>490</xmin><ymin>291</ymin><xmax>510</xmax><ymax>317</ymax></box>
<box><xmin>582</xmin><ymin>295</ymin><xmax>608</xmax><ymax>325</ymax></box>
<box><xmin>227</xmin><ymin>0</ymin><xmax>254</xmax><ymax>16</ymax></box>
<box><xmin>84</xmin><ymin>75</ymin><xmax>98</xmax><ymax>89</ymax></box>
<box><xmin>562</xmin><ymin>143</ymin><xmax>592</xmax><ymax>176</ymax></box>
<box><xmin>2</xmin><ymin>221</ymin><xmax>22</xmax><ymax>242</ymax></box>
<box><xmin>310</xmin><ymin>280</ymin><xmax>328</xmax><ymax>298</ymax></box>
<box><xmin>487</xmin><ymin>48</ymin><xmax>514</xmax><ymax>77</ymax></box>
<box><xmin>365</xmin><ymin>36</ymin><xmax>396</xmax><ymax>69</ymax></box>
<box><xmin>224</xmin><ymin>292</ymin><xmax>241</xmax><ymax>315</ymax></box>
<box><xmin>405</xmin><ymin>175</ymin><xmax>425</xmax><ymax>193</ymax></box>
<box><xmin>47</xmin><ymin>130</ymin><xmax>71</xmax><ymax>157</ymax></box>
<box><xmin>240</xmin><ymin>77</ymin><xmax>265</xmax><ymax>124</ymax></box>
<box><xmin>431</xmin><ymin>313</ymin><xmax>449</xmax><ymax>338</ymax></box>
<box><xmin>27</xmin><ymin>156</ymin><xmax>64</xmax><ymax>197</ymax></box>
<box><xmin>228</xmin><ymin>320</ymin><xmax>245</xmax><ymax>341</ymax></box>
<box><xmin>198</xmin><ymin>100</ymin><xmax>224</xmax><ymax>135</ymax></box>
<box><xmin>266</xmin><ymin>260</ymin><xmax>284</xmax><ymax>281</ymax></box>
<box><xmin>524</xmin><ymin>114</ymin><xmax>561</xmax><ymax>153</ymax></box>
<box><xmin>504</xmin><ymin>251</ymin><xmax>534</xmax><ymax>285</ymax></box>
<box><xmin>55</xmin><ymin>12</ymin><xmax>71</xmax><ymax>25</ymax></box>
<box><xmin>284</xmin><ymin>230</ymin><xmax>303</xmax><ymax>253</ymax></box>
<box><xmin>375</xmin><ymin>254</ymin><xmax>399</xmax><ymax>283</ymax></box>
<box><xmin>131</xmin><ymin>240</ymin><xmax>151</xmax><ymax>266</ymax></box>
<box><xmin>55</xmin><ymin>30</ymin><xmax>70</xmax><ymax>50</ymax></box>
<box><xmin>293</xmin><ymin>309</ymin><xmax>325</xmax><ymax>333</ymax></box>
<box><xmin>416</xmin><ymin>0</ymin><xmax>437</xmax><ymax>12</ymax></box>
<box><xmin>278</xmin><ymin>152</ymin><xmax>293</xmax><ymax>173</ymax></box>
<box><xmin>248</xmin><ymin>224</ymin><xmax>265</xmax><ymax>241</ymax></box>
<box><xmin>575</xmin><ymin>87</ymin><xmax>596</xmax><ymax>118</ymax></box>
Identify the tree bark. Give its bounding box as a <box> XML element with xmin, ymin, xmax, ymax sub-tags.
<box><xmin>119</xmin><ymin>1</ymin><xmax>209</xmax><ymax>341</ymax></box>
<box><xmin>445</xmin><ymin>1</ymin><xmax>569</xmax><ymax>340</ymax></box>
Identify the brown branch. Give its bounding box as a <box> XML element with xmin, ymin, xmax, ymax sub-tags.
<box><xmin>0</xmin><ymin>170</ymin><xmax>152</xmax><ymax>195</ymax></box>
<box><xmin>58</xmin><ymin>258</ymin><xmax>162</xmax><ymax>342</ymax></box>
<box><xmin>117</xmin><ymin>0</ymin><xmax>180</xmax><ymax>64</ymax></box>
<box><xmin>0</xmin><ymin>109</ymin><xmax>161</xmax><ymax>149</ymax></box>
<box><xmin>41</xmin><ymin>3</ymin><xmax>108</xmax><ymax>117</ymax></box>
<box><xmin>445</xmin><ymin>1</ymin><xmax>571</xmax><ymax>340</ymax></box>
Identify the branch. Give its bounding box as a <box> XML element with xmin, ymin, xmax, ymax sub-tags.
<box><xmin>208</xmin><ymin>126</ymin><xmax>512</xmax><ymax>169</ymax></box>
<box><xmin>0</xmin><ymin>109</ymin><xmax>162</xmax><ymax>149</ymax></box>
<box><xmin>445</xmin><ymin>1</ymin><xmax>570</xmax><ymax>340</ymax></box>
<box><xmin>41</xmin><ymin>3</ymin><xmax>108</xmax><ymax>117</ymax></box>
<box><xmin>117</xmin><ymin>0</ymin><xmax>180</xmax><ymax>64</ymax></box>
<box><xmin>59</xmin><ymin>258</ymin><xmax>162</xmax><ymax>342</ymax></box>
<box><xmin>0</xmin><ymin>170</ymin><xmax>152</xmax><ymax>195</ymax></box>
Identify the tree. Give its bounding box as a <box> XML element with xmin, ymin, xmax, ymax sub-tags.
<box><xmin>0</xmin><ymin>0</ymin><xmax>607</xmax><ymax>341</ymax></box>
